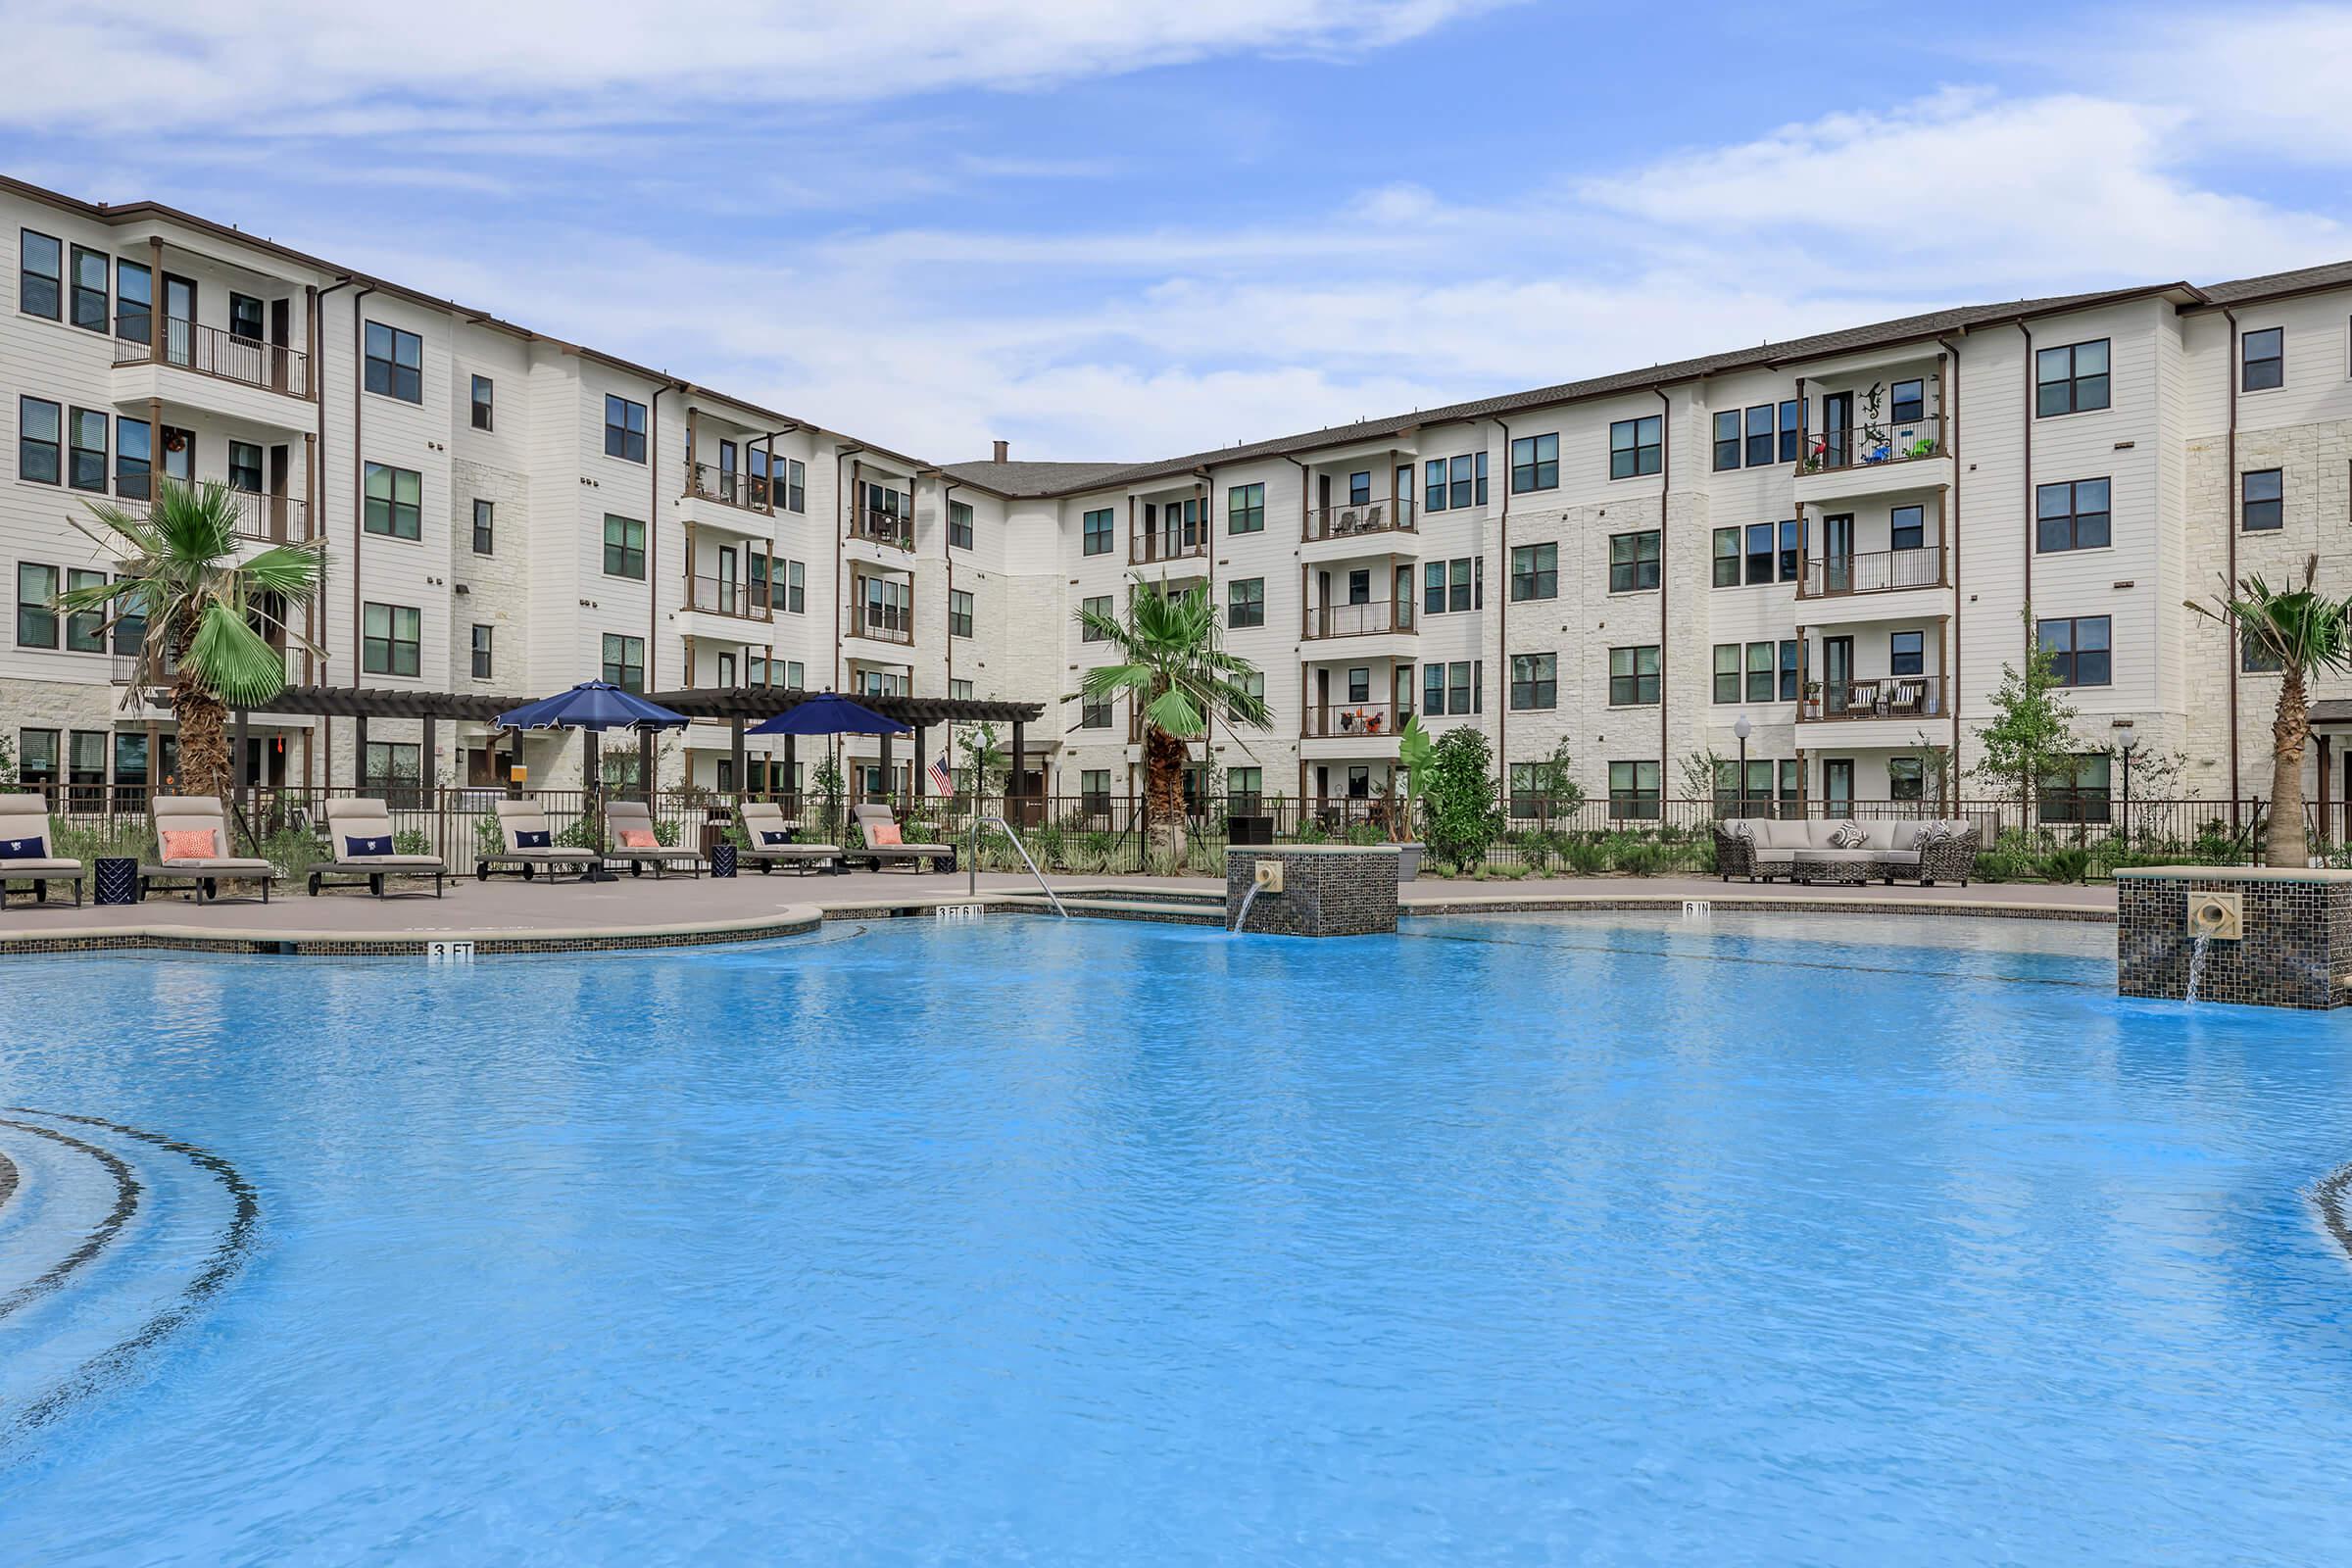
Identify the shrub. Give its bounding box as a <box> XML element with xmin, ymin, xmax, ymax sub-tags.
<box><xmin>2038</xmin><ymin>847</ymin><xmax>2091</xmax><ymax>884</ymax></box>
<box><xmin>1420</xmin><ymin>727</ymin><xmax>1504</xmax><ymax>866</ymax></box>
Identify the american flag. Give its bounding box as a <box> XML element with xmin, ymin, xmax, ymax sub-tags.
<box><xmin>928</xmin><ymin>751</ymin><xmax>955</xmax><ymax>794</ymax></box>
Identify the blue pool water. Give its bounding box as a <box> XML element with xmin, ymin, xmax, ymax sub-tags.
<box><xmin>3</xmin><ymin>913</ymin><xmax>2352</xmax><ymax>1564</ymax></box>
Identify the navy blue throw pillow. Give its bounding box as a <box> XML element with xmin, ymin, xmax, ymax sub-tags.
<box><xmin>760</xmin><ymin>830</ymin><xmax>793</xmax><ymax>846</ymax></box>
<box><xmin>0</xmin><ymin>835</ymin><xmax>42</xmax><ymax>860</ymax></box>
<box><xmin>345</xmin><ymin>834</ymin><xmax>393</xmax><ymax>858</ymax></box>
<box><xmin>515</xmin><ymin>829</ymin><xmax>552</xmax><ymax>850</ymax></box>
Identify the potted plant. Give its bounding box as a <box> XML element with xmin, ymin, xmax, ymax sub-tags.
<box><xmin>1392</xmin><ymin>714</ymin><xmax>1434</xmax><ymax>880</ymax></box>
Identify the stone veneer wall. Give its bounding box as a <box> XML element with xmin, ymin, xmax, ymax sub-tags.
<box><xmin>2117</xmin><ymin>866</ymin><xmax>2352</xmax><ymax>1008</ymax></box>
<box><xmin>1224</xmin><ymin>847</ymin><xmax>1400</xmax><ymax>937</ymax></box>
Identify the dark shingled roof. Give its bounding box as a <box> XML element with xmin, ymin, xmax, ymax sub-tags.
<box><xmin>946</xmin><ymin>280</ymin><xmax>2198</xmax><ymax>498</ymax></box>
<box><xmin>2194</xmin><ymin>259</ymin><xmax>2352</xmax><ymax>308</ymax></box>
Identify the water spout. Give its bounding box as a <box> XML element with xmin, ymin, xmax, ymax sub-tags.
<box><xmin>1231</xmin><ymin>883</ymin><xmax>1262</xmax><ymax>936</ymax></box>
<box><xmin>2185</xmin><ymin>929</ymin><xmax>2213</xmax><ymax>1004</ymax></box>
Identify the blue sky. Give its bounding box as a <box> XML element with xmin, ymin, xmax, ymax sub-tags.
<box><xmin>7</xmin><ymin>2</ymin><xmax>2349</xmax><ymax>461</ymax></box>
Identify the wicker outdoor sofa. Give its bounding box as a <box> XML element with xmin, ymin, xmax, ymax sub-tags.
<box><xmin>1713</xmin><ymin>817</ymin><xmax>1981</xmax><ymax>886</ymax></box>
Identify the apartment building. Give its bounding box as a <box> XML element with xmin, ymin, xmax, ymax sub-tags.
<box><xmin>8</xmin><ymin>171</ymin><xmax>2352</xmax><ymax>825</ymax></box>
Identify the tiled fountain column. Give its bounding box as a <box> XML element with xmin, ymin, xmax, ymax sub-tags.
<box><xmin>1224</xmin><ymin>847</ymin><xmax>1400</xmax><ymax>937</ymax></box>
<box><xmin>2116</xmin><ymin>865</ymin><xmax>2352</xmax><ymax>1008</ymax></box>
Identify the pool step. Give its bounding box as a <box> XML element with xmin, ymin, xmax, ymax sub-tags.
<box><xmin>993</xmin><ymin>892</ymin><xmax>1225</xmax><ymax>926</ymax></box>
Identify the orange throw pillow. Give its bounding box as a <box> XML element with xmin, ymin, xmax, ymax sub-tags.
<box><xmin>162</xmin><ymin>828</ymin><xmax>218</xmax><ymax>861</ymax></box>
<box><xmin>866</xmin><ymin>822</ymin><xmax>903</xmax><ymax>847</ymax></box>
<box><xmin>617</xmin><ymin>829</ymin><xmax>658</xmax><ymax>849</ymax></box>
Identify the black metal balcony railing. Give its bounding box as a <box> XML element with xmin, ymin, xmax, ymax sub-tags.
<box><xmin>848</xmin><ymin>596</ymin><xmax>915</xmax><ymax>645</ymax></box>
<box><xmin>685</xmin><ymin>574</ymin><xmax>770</xmax><ymax>621</ymax></box>
<box><xmin>1799</xmin><ymin>545</ymin><xmax>1946</xmax><ymax>599</ymax></box>
<box><xmin>114</xmin><ymin>319</ymin><xmax>311</xmax><ymax>399</ymax></box>
<box><xmin>1302</xmin><ymin>498</ymin><xmax>1416</xmax><ymax>543</ymax></box>
<box><xmin>850</xmin><ymin>510</ymin><xmax>914</xmax><ymax>550</ymax></box>
<box><xmin>1131</xmin><ymin>528</ymin><xmax>1208</xmax><ymax>565</ymax></box>
<box><xmin>685</xmin><ymin>462</ymin><xmax>772</xmax><ymax>513</ymax></box>
<box><xmin>1799</xmin><ymin>675</ymin><xmax>1947</xmax><ymax>721</ymax></box>
<box><xmin>1302</xmin><ymin>599</ymin><xmax>1414</xmax><ymax>639</ymax></box>
<box><xmin>1800</xmin><ymin>409</ymin><xmax>1947</xmax><ymax>475</ymax></box>
<box><xmin>1300</xmin><ymin>702</ymin><xmax>1412</xmax><ymax>739</ymax></box>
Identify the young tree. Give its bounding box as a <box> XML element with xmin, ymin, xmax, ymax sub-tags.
<box><xmin>58</xmin><ymin>481</ymin><xmax>323</xmax><ymax>802</ymax></box>
<box><xmin>957</xmin><ymin>722</ymin><xmax>1008</xmax><ymax>799</ymax></box>
<box><xmin>1516</xmin><ymin>735</ymin><xmax>1587</xmax><ymax>817</ymax></box>
<box><xmin>1419</xmin><ymin>727</ymin><xmax>1505</xmax><ymax>867</ymax></box>
<box><xmin>2186</xmin><ymin>559</ymin><xmax>2352</xmax><ymax>867</ymax></box>
<box><xmin>1074</xmin><ymin>576</ymin><xmax>1270</xmax><ymax>859</ymax></box>
<box><xmin>1971</xmin><ymin>611</ymin><xmax>2083</xmax><ymax>808</ymax></box>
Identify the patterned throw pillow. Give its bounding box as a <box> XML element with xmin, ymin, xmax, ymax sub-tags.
<box><xmin>1915</xmin><ymin>821</ymin><xmax>1954</xmax><ymax>850</ymax></box>
<box><xmin>866</xmin><ymin>822</ymin><xmax>904</xmax><ymax>848</ymax></box>
<box><xmin>760</xmin><ymin>830</ymin><xmax>793</xmax><ymax>846</ymax></box>
<box><xmin>618</xmin><ymin>829</ymin><xmax>658</xmax><ymax>849</ymax></box>
<box><xmin>0</xmin><ymin>835</ymin><xmax>43</xmax><ymax>860</ymax></box>
<box><xmin>1829</xmin><ymin>820</ymin><xmax>1867</xmax><ymax>849</ymax></box>
<box><xmin>514</xmin><ymin>828</ymin><xmax>552</xmax><ymax>850</ymax></box>
<box><xmin>343</xmin><ymin>834</ymin><xmax>393</xmax><ymax>858</ymax></box>
<box><xmin>161</xmin><ymin>828</ymin><xmax>217</xmax><ymax>861</ymax></box>
<box><xmin>1722</xmin><ymin>818</ymin><xmax>1754</xmax><ymax>842</ymax></box>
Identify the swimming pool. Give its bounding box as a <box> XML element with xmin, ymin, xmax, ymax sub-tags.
<box><xmin>3</xmin><ymin>913</ymin><xmax>2351</xmax><ymax>1564</ymax></box>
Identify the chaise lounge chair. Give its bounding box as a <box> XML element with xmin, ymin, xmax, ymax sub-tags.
<box><xmin>309</xmin><ymin>797</ymin><xmax>448</xmax><ymax>898</ymax></box>
<box><xmin>477</xmin><ymin>798</ymin><xmax>602</xmax><ymax>882</ymax></box>
<box><xmin>850</xmin><ymin>803</ymin><xmax>956</xmax><ymax>874</ymax></box>
<box><xmin>0</xmin><ymin>792</ymin><xmax>86</xmax><ymax>908</ymax></box>
<box><xmin>735</xmin><ymin>802</ymin><xmax>843</xmax><ymax>875</ymax></box>
<box><xmin>603</xmin><ymin>799</ymin><xmax>704</xmax><ymax>878</ymax></box>
<box><xmin>140</xmin><ymin>795</ymin><xmax>280</xmax><ymax>904</ymax></box>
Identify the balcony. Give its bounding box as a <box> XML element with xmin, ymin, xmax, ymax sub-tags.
<box><xmin>846</xmin><ymin>592</ymin><xmax>915</xmax><ymax>646</ymax></box>
<box><xmin>1798</xmin><ymin>546</ymin><xmax>1946</xmax><ymax>599</ymax></box>
<box><xmin>113</xmin><ymin>319</ymin><xmax>310</xmax><ymax>400</ymax></box>
<box><xmin>1302</xmin><ymin>498</ymin><xmax>1415</xmax><ymax>544</ymax></box>
<box><xmin>682</xmin><ymin>573</ymin><xmax>771</xmax><ymax>624</ymax></box>
<box><xmin>1301</xmin><ymin>702</ymin><xmax>1411</xmax><ymax>739</ymax></box>
<box><xmin>683</xmin><ymin>461</ymin><xmax>773</xmax><ymax>516</ymax></box>
<box><xmin>848</xmin><ymin>509</ymin><xmax>915</xmax><ymax>552</ymax></box>
<box><xmin>114</xmin><ymin>485</ymin><xmax>313</xmax><ymax>544</ymax></box>
<box><xmin>1798</xmin><ymin>675</ymin><xmax>1947</xmax><ymax>723</ymax></box>
<box><xmin>1130</xmin><ymin>526</ymin><xmax>1207</xmax><ymax>567</ymax></box>
<box><xmin>1791</xmin><ymin>409</ymin><xmax>1953</xmax><ymax>507</ymax></box>
<box><xmin>1302</xmin><ymin>599</ymin><xmax>1415</xmax><ymax>641</ymax></box>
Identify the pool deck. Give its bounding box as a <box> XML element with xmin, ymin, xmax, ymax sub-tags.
<box><xmin>0</xmin><ymin>867</ymin><xmax>2116</xmax><ymax>953</ymax></box>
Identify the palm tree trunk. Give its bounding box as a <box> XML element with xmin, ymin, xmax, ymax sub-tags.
<box><xmin>2267</xmin><ymin>667</ymin><xmax>2312</xmax><ymax>867</ymax></box>
<box><xmin>171</xmin><ymin>606</ymin><xmax>233</xmax><ymax>804</ymax></box>
<box><xmin>1143</xmin><ymin>724</ymin><xmax>1187</xmax><ymax>864</ymax></box>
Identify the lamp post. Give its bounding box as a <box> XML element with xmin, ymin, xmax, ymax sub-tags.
<box><xmin>2116</xmin><ymin>720</ymin><xmax>2138</xmax><ymax>855</ymax></box>
<box><xmin>1733</xmin><ymin>712</ymin><xmax>1753</xmax><ymax>819</ymax></box>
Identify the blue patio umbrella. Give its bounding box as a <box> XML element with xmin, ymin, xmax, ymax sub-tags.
<box><xmin>495</xmin><ymin>682</ymin><xmax>688</xmax><ymax>876</ymax></box>
<box><xmin>745</xmin><ymin>691</ymin><xmax>907</xmax><ymax>738</ymax></box>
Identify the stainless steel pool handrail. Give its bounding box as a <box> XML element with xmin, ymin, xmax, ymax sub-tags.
<box><xmin>970</xmin><ymin>814</ymin><xmax>1067</xmax><ymax>916</ymax></box>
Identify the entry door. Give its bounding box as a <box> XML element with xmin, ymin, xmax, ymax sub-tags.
<box><xmin>1822</xmin><ymin>635</ymin><xmax>1854</xmax><ymax>714</ymax></box>
<box><xmin>718</xmin><ymin>440</ymin><xmax>738</xmax><ymax>503</ymax></box>
<box><xmin>270</xmin><ymin>298</ymin><xmax>294</xmax><ymax>392</ymax></box>
<box><xmin>1821</xmin><ymin>392</ymin><xmax>1851</xmax><ymax>468</ymax></box>
<box><xmin>1821</xmin><ymin>513</ymin><xmax>1855</xmax><ymax>593</ymax></box>
<box><xmin>162</xmin><ymin>273</ymin><xmax>197</xmax><ymax>368</ymax></box>
<box><xmin>269</xmin><ymin>444</ymin><xmax>292</xmax><ymax>540</ymax></box>
<box><xmin>717</xmin><ymin>545</ymin><xmax>739</xmax><ymax>613</ymax></box>
<box><xmin>161</xmin><ymin>426</ymin><xmax>194</xmax><ymax>485</ymax></box>
<box><xmin>1823</xmin><ymin>758</ymin><xmax>1855</xmax><ymax>808</ymax></box>
<box><xmin>1315</xmin><ymin>667</ymin><xmax>1331</xmax><ymax>732</ymax></box>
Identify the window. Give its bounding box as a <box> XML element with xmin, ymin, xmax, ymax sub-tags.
<box><xmin>1889</xmin><ymin>757</ymin><xmax>1925</xmax><ymax>803</ymax></box>
<box><xmin>68</xmin><ymin>410</ymin><xmax>107</xmax><ymax>492</ymax></box>
<box><xmin>229</xmin><ymin>291</ymin><xmax>264</xmax><ymax>343</ymax></box>
<box><xmin>17</xmin><ymin>564</ymin><xmax>58</xmax><ymax>648</ymax></box>
<box><xmin>2243</xmin><ymin>628</ymin><xmax>2283</xmax><ymax>673</ymax></box>
<box><xmin>2036</xmin><ymin>615</ymin><xmax>2111</xmax><ymax>687</ymax></box>
<box><xmin>1345</xmin><ymin>666</ymin><xmax>1371</xmax><ymax>704</ymax></box>
<box><xmin>601</xmin><ymin>633</ymin><xmax>645</xmax><ymax>693</ymax></box>
<box><xmin>1423</xmin><ymin>557</ymin><xmax>1481</xmax><ymax>614</ymax></box>
<box><xmin>1081</xmin><ymin>594</ymin><xmax>1111</xmax><ymax>641</ymax></box>
<box><xmin>115</xmin><ymin>261</ymin><xmax>150</xmax><ymax>344</ymax></box>
<box><xmin>1609</xmin><ymin>645</ymin><xmax>1659</xmax><ymax>706</ymax></box>
<box><xmin>18</xmin><ymin>729</ymin><xmax>58</xmax><ymax>788</ymax></box>
<box><xmin>1510</xmin><ymin>432</ymin><xmax>1558</xmax><ymax>493</ymax></box>
<box><xmin>363</xmin><ymin>321</ymin><xmax>423</xmax><ymax>403</ymax></box>
<box><xmin>1712</xmin><ymin>643</ymin><xmax>1740</xmax><ymax>704</ymax></box>
<box><xmin>1745</xmin><ymin>404</ymin><xmax>1775</xmax><ymax>466</ymax></box>
<box><xmin>1609</xmin><ymin>760</ymin><xmax>1661</xmax><ymax>820</ymax></box>
<box><xmin>161</xmin><ymin>425</ymin><xmax>191</xmax><ymax>485</ymax></box>
<box><xmin>70</xmin><ymin>246</ymin><xmax>107</xmax><ymax>332</ymax></box>
<box><xmin>1746</xmin><ymin>640</ymin><xmax>1776</xmax><ymax>703</ymax></box>
<box><xmin>1779</xmin><ymin>400</ymin><xmax>1801</xmax><ymax>464</ymax></box>
<box><xmin>2038</xmin><ymin>754</ymin><xmax>2113</xmax><ymax>825</ymax></box>
<box><xmin>604</xmin><ymin>395</ymin><xmax>648</xmax><ymax>463</ymax></box>
<box><xmin>69</xmin><ymin>731</ymin><xmax>106</xmax><ymax>795</ymax></box>
<box><xmin>1889</xmin><ymin>378</ymin><xmax>1924</xmax><ymax>423</ymax></box>
<box><xmin>1082</xmin><ymin>507</ymin><xmax>1113</xmax><ymax>556</ymax></box>
<box><xmin>1712</xmin><ymin>527</ymin><xmax>1740</xmax><ymax>588</ymax></box>
<box><xmin>949</xmin><ymin>588</ymin><xmax>974</xmax><ymax>638</ymax></box>
<box><xmin>1425</xmin><ymin>453</ymin><xmax>1488</xmax><ymax>513</ymax></box>
<box><xmin>603</xmin><ymin>514</ymin><xmax>646</xmax><ymax>578</ymax></box>
<box><xmin>362</xmin><ymin>602</ymin><xmax>420</xmax><ymax>677</ymax></box>
<box><xmin>19</xmin><ymin>397</ymin><xmax>60</xmax><ymax>484</ymax></box>
<box><xmin>1889</xmin><ymin>504</ymin><xmax>1926</xmax><ymax>553</ymax></box>
<box><xmin>1227</xmin><ymin>767</ymin><xmax>1263</xmax><ymax>808</ymax></box>
<box><xmin>1079</xmin><ymin>692</ymin><xmax>1112</xmax><ymax>729</ymax></box>
<box><xmin>2036</xmin><ymin>478</ymin><xmax>2110</xmax><ymax>552</ymax></box>
<box><xmin>1890</xmin><ymin>629</ymin><xmax>1925</xmax><ymax>676</ymax></box>
<box><xmin>363</xmin><ymin>743</ymin><xmax>420</xmax><ymax>799</ymax></box>
<box><xmin>1348</xmin><ymin>470</ymin><xmax>1372</xmax><ymax>507</ymax></box>
<box><xmin>363</xmin><ymin>463</ymin><xmax>422</xmax><ymax>539</ymax></box>
<box><xmin>227</xmin><ymin>439</ymin><xmax>262</xmax><ymax>495</ymax></box>
<box><xmin>2242</xmin><ymin>468</ymin><xmax>2283</xmax><ymax>531</ymax></box>
<box><xmin>64</xmin><ymin>568</ymin><xmax>105</xmax><ymax>653</ymax></box>
<box><xmin>1513</xmin><ymin>543</ymin><xmax>1559</xmax><ymax>601</ymax></box>
<box><xmin>2035</xmin><ymin>338</ymin><xmax>2110</xmax><ymax>416</ymax></box>
<box><xmin>471</xmin><ymin>499</ymin><xmax>494</xmax><ymax>555</ymax></box>
<box><xmin>115</xmin><ymin>416</ymin><xmax>150</xmax><ymax>500</ymax></box>
<box><xmin>1779</xmin><ymin>518</ymin><xmax>1800</xmax><ymax>580</ymax></box>
<box><xmin>2242</xmin><ymin>327</ymin><xmax>2283</xmax><ymax>392</ymax></box>
<box><xmin>1608</xmin><ymin>531</ymin><xmax>1658</xmax><ymax>593</ymax></box>
<box><xmin>1609</xmin><ymin>416</ymin><xmax>1661</xmax><ymax>479</ymax></box>
<box><xmin>1228</xmin><ymin>577</ymin><xmax>1264</xmax><ymax>629</ymax></box>
<box><xmin>1780</xmin><ymin>639</ymin><xmax>1799</xmax><ymax>702</ymax></box>
<box><xmin>1509</xmin><ymin>653</ymin><xmax>1556</xmax><ymax>710</ymax></box>
<box><xmin>1227</xmin><ymin>482</ymin><xmax>1264</xmax><ymax>534</ymax></box>
<box><xmin>1424</xmin><ymin>661</ymin><xmax>1482</xmax><ymax>715</ymax></box>
<box><xmin>790</xmin><ymin>662</ymin><xmax>808</xmax><ymax>690</ymax></box>
<box><xmin>111</xmin><ymin>571</ymin><xmax>144</xmax><ymax>656</ymax></box>
<box><xmin>781</xmin><ymin>559</ymin><xmax>805</xmax><ymax>614</ymax></box>
<box><xmin>19</xmin><ymin>230</ymin><xmax>60</xmax><ymax>319</ymax></box>
<box><xmin>1712</xmin><ymin>411</ymin><xmax>1740</xmax><ymax>471</ymax></box>
<box><xmin>470</xmin><ymin>375</ymin><xmax>494</xmax><ymax>430</ymax></box>
<box><xmin>1745</xmin><ymin>522</ymin><xmax>1775</xmax><ymax>586</ymax></box>
<box><xmin>470</xmin><ymin>623</ymin><xmax>494</xmax><ymax>679</ymax></box>
<box><xmin>779</xmin><ymin>458</ymin><xmax>806</xmax><ymax>512</ymax></box>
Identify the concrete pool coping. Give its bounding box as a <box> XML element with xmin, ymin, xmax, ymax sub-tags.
<box><xmin>0</xmin><ymin>869</ymin><xmax>2116</xmax><ymax>956</ymax></box>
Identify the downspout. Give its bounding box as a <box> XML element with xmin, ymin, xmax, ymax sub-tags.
<box><xmin>349</xmin><ymin>286</ymin><xmax>375</xmax><ymax>694</ymax></box>
<box><xmin>1490</xmin><ymin>416</ymin><xmax>1512</xmax><ymax>783</ymax></box>
<box><xmin>2018</xmin><ymin>321</ymin><xmax>2033</xmax><ymax>664</ymax></box>
<box><xmin>2225</xmin><ymin>305</ymin><xmax>2241</xmax><ymax>820</ymax></box>
<box><xmin>1282</xmin><ymin>454</ymin><xmax>1309</xmax><ymax>808</ymax></box>
<box><xmin>313</xmin><ymin>277</ymin><xmax>351</xmax><ymax>786</ymax></box>
<box><xmin>1938</xmin><ymin>334</ymin><xmax>1965</xmax><ymax>791</ymax></box>
<box><xmin>648</xmin><ymin>382</ymin><xmax>670</xmax><ymax>697</ymax></box>
<box><xmin>1653</xmin><ymin>386</ymin><xmax>1672</xmax><ymax>777</ymax></box>
<box><xmin>940</xmin><ymin>476</ymin><xmax>959</xmax><ymax>696</ymax></box>
<box><xmin>834</xmin><ymin>445</ymin><xmax>859</xmax><ymax>692</ymax></box>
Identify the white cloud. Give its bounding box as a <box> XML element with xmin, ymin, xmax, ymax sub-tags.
<box><xmin>2105</xmin><ymin>4</ymin><xmax>2352</xmax><ymax>159</ymax></box>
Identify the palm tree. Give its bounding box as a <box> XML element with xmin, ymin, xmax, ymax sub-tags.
<box><xmin>57</xmin><ymin>480</ymin><xmax>324</xmax><ymax>803</ymax></box>
<box><xmin>2186</xmin><ymin>557</ymin><xmax>2352</xmax><ymax>867</ymax></box>
<box><xmin>1074</xmin><ymin>576</ymin><xmax>1270</xmax><ymax>858</ymax></box>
